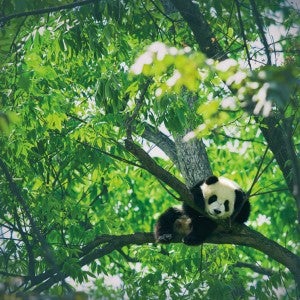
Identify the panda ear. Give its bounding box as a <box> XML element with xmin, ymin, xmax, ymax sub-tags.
<box><xmin>190</xmin><ymin>180</ymin><xmax>204</xmax><ymax>194</ymax></box>
<box><xmin>190</xmin><ymin>180</ymin><xmax>205</xmax><ymax>210</ymax></box>
<box><xmin>205</xmin><ymin>175</ymin><xmax>219</xmax><ymax>185</ymax></box>
<box><xmin>234</xmin><ymin>189</ymin><xmax>246</xmax><ymax>210</ymax></box>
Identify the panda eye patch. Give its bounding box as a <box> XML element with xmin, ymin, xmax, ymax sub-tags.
<box><xmin>224</xmin><ymin>200</ymin><xmax>230</xmax><ymax>212</ymax></box>
<box><xmin>208</xmin><ymin>195</ymin><xmax>217</xmax><ymax>204</ymax></box>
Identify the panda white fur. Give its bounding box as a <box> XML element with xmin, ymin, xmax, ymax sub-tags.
<box><xmin>155</xmin><ymin>175</ymin><xmax>250</xmax><ymax>245</ymax></box>
<box><xmin>202</xmin><ymin>176</ymin><xmax>241</xmax><ymax>219</ymax></box>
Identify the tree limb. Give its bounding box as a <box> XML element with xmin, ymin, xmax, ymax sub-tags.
<box><xmin>169</xmin><ymin>0</ymin><xmax>227</xmax><ymax>60</ymax></box>
<box><xmin>0</xmin><ymin>0</ymin><xmax>96</xmax><ymax>26</ymax></box>
<box><xmin>30</xmin><ymin>232</ymin><xmax>154</xmax><ymax>293</ymax></box>
<box><xmin>142</xmin><ymin>123</ymin><xmax>178</xmax><ymax>165</ymax></box>
<box><xmin>259</xmin><ymin>116</ymin><xmax>300</xmax><ymax>222</ymax></box>
<box><xmin>28</xmin><ymin>226</ymin><xmax>300</xmax><ymax>291</ymax></box>
<box><xmin>232</xmin><ymin>262</ymin><xmax>274</xmax><ymax>276</ymax></box>
<box><xmin>0</xmin><ymin>158</ymin><xmax>69</xmax><ymax>290</ymax></box>
<box><xmin>124</xmin><ymin>138</ymin><xmax>191</xmax><ymax>202</ymax></box>
<box><xmin>249</xmin><ymin>0</ymin><xmax>272</xmax><ymax>65</ymax></box>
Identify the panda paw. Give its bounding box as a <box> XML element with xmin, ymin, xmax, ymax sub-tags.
<box><xmin>183</xmin><ymin>235</ymin><xmax>204</xmax><ymax>246</ymax></box>
<box><xmin>157</xmin><ymin>234</ymin><xmax>173</xmax><ymax>243</ymax></box>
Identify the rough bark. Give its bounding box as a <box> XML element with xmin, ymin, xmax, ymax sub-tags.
<box><xmin>169</xmin><ymin>0</ymin><xmax>227</xmax><ymax>60</ymax></box>
<box><xmin>142</xmin><ymin>123</ymin><xmax>178</xmax><ymax>165</ymax></box>
<box><xmin>260</xmin><ymin>116</ymin><xmax>300</xmax><ymax>221</ymax></box>
<box><xmin>174</xmin><ymin>134</ymin><xmax>212</xmax><ymax>187</ymax></box>
<box><xmin>124</xmin><ymin>138</ymin><xmax>191</xmax><ymax>201</ymax></box>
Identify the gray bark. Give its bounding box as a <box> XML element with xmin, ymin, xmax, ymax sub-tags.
<box><xmin>174</xmin><ymin>134</ymin><xmax>212</xmax><ymax>187</ymax></box>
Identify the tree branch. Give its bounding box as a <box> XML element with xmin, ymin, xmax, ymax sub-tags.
<box><xmin>234</xmin><ymin>0</ymin><xmax>252</xmax><ymax>70</ymax></box>
<box><xmin>124</xmin><ymin>138</ymin><xmax>191</xmax><ymax>202</ymax></box>
<box><xmin>169</xmin><ymin>0</ymin><xmax>227</xmax><ymax>60</ymax></box>
<box><xmin>225</xmin><ymin>225</ymin><xmax>300</xmax><ymax>284</ymax></box>
<box><xmin>0</xmin><ymin>158</ymin><xmax>69</xmax><ymax>290</ymax></box>
<box><xmin>31</xmin><ymin>232</ymin><xmax>154</xmax><ymax>293</ymax></box>
<box><xmin>142</xmin><ymin>123</ymin><xmax>178</xmax><ymax>165</ymax></box>
<box><xmin>259</xmin><ymin>116</ymin><xmax>300</xmax><ymax>223</ymax></box>
<box><xmin>124</xmin><ymin>80</ymin><xmax>192</xmax><ymax>203</ymax></box>
<box><xmin>0</xmin><ymin>0</ymin><xmax>96</xmax><ymax>26</ymax></box>
<box><xmin>249</xmin><ymin>0</ymin><xmax>272</xmax><ymax>65</ymax></box>
<box><xmin>28</xmin><ymin>226</ymin><xmax>300</xmax><ymax>292</ymax></box>
<box><xmin>232</xmin><ymin>262</ymin><xmax>274</xmax><ymax>276</ymax></box>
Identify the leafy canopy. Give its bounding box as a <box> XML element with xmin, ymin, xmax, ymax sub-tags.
<box><xmin>0</xmin><ymin>0</ymin><xmax>299</xmax><ymax>298</ymax></box>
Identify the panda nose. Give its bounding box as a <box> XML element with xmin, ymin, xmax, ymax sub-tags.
<box><xmin>214</xmin><ymin>209</ymin><xmax>221</xmax><ymax>214</ymax></box>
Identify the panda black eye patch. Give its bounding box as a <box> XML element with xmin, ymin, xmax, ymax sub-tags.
<box><xmin>224</xmin><ymin>200</ymin><xmax>230</xmax><ymax>212</ymax></box>
<box><xmin>208</xmin><ymin>195</ymin><xmax>217</xmax><ymax>204</ymax></box>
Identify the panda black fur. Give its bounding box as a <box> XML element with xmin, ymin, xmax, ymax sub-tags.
<box><xmin>154</xmin><ymin>175</ymin><xmax>250</xmax><ymax>246</ymax></box>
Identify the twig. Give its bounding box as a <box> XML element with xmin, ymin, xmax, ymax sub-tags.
<box><xmin>232</xmin><ymin>261</ymin><xmax>274</xmax><ymax>276</ymax></box>
<box><xmin>76</xmin><ymin>139</ymin><xmax>143</xmax><ymax>169</ymax></box>
<box><xmin>247</xmin><ymin>146</ymin><xmax>270</xmax><ymax>196</ymax></box>
<box><xmin>249</xmin><ymin>0</ymin><xmax>271</xmax><ymax>65</ymax></box>
<box><xmin>234</xmin><ymin>0</ymin><xmax>252</xmax><ymax>70</ymax></box>
<box><xmin>0</xmin><ymin>0</ymin><xmax>96</xmax><ymax>26</ymax></box>
<box><xmin>125</xmin><ymin>79</ymin><xmax>152</xmax><ymax>139</ymax></box>
<box><xmin>250</xmin><ymin>188</ymin><xmax>288</xmax><ymax>197</ymax></box>
<box><xmin>149</xmin><ymin>0</ymin><xmax>175</xmax><ymax>22</ymax></box>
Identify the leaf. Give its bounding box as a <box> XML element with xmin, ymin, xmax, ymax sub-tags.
<box><xmin>45</xmin><ymin>113</ymin><xmax>67</xmax><ymax>131</ymax></box>
<box><xmin>228</xmin><ymin>27</ymin><xmax>234</xmax><ymax>38</ymax></box>
<box><xmin>197</xmin><ymin>100</ymin><xmax>220</xmax><ymax>118</ymax></box>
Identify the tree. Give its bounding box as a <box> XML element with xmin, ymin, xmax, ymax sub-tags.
<box><xmin>0</xmin><ymin>0</ymin><xmax>299</xmax><ymax>298</ymax></box>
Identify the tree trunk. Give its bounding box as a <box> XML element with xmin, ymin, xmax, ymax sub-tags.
<box><xmin>174</xmin><ymin>134</ymin><xmax>212</xmax><ymax>187</ymax></box>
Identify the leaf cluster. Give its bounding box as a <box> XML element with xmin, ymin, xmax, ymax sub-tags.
<box><xmin>0</xmin><ymin>0</ymin><xmax>299</xmax><ymax>298</ymax></box>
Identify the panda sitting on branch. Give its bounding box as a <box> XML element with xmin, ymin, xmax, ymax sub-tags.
<box><xmin>155</xmin><ymin>175</ymin><xmax>251</xmax><ymax>246</ymax></box>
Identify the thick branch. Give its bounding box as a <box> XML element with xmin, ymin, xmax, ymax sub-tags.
<box><xmin>259</xmin><ymin>116</ymin><xmax>300</xmax><ymax>222</ymax></box>
<box><xmin>31</xmin><ymin>232</ymin><xmax>154</xmax><ymax>293</ymax></box>
<box><xmin>30</xmin><ymin>226</ymin><xmax>300</xmax><ymax>291</ymax></box>
<box><xmin>169</xmin><ymin>0</ymin><xmax>227</xmax><ymax>60</ymax></box>
<box><xmin>124</xmin><ymin>139</ymin><xmax>191</xmax><ymax>202</ymax></box>
<box><xmin>174</xmin><ymin>134</ymin><xmax>212</xmax><ymax>187</ymax></box>
<box><xmin>142</xmin><ymin>123</ymin><xmax>178</xmax><ymax>165</ymax></box>
<box><xmin>221</xmin><ymin>224</ymin><xmax>300</xmax><ymax>284</ymax></box>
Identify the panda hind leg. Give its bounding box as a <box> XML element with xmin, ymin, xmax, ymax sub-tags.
<box><xmin>183</xmin><ymin>218</ymin><xmax>217</xmax><ymax>246</ymax></box>
<box><xmin>154</xmin><ymin>207</ymin><xmax>183</xmax><ymax>244</ymax></box>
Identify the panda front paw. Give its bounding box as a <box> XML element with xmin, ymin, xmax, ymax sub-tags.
<box><xmin>183</xmin><ymin>234</ymin><xmax>204</xmax><ymax>246</ymax></box>
<box><xmin>157</xmin><ymin>234</ymin><xmax>173</xmax><ymax>243</ymax></box>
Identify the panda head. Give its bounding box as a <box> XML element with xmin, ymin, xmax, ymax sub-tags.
<box><xmin>201</xmin><ymin>176</ymin><xmax>241</xmax><ymax>219</ymax></box>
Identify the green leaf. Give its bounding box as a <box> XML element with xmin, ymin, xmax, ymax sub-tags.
<box><xmin>197</xmin><ymin>100</ymin><xmax>220</xmax><ymax>118</ymax></box>
<box><xmin>228</xmin><ymin>27</ymin><xmax>234</xmax><ymax>38</ymax></box>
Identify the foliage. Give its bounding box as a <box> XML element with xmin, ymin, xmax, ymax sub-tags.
<box><xmin>0</xmin><ymin>0</ymin><xmax>299</xmax><ymax>299</ymax></box>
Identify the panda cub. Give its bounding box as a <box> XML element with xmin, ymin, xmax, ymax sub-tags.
<box><xmin>155</xmin><ymin>175</ymin><xmax>250</xmax><ymax>246</ymax></box>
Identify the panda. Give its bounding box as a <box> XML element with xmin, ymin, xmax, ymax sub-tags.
<box><xmin>154</xmin><ymin>175</ymin><xmax>250</xmax><ymax>246</ymax></box>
